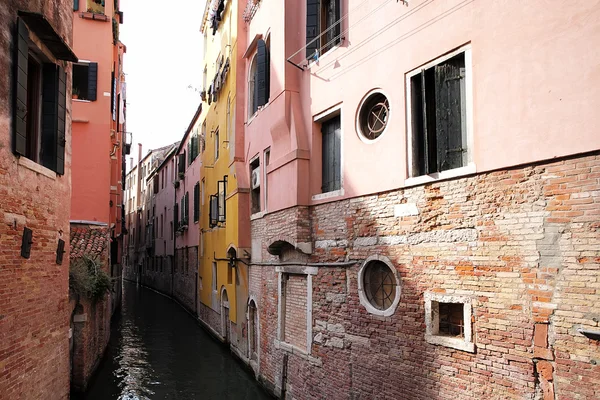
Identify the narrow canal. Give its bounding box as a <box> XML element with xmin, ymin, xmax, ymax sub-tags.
<box><xmin>76</xmin><ymin>281</ymin><xmax>270</xmax><ymax>400</ymax></box>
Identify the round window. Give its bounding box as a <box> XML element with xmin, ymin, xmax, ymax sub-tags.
<box><xmin>363</xmin><ymin>260</ymin><xmax>397</xmax><ymax>311</ymax></box>
<box><xmin>357</xmin><ymin>92</ymin><xmax>390</xmax><ymax>141</ymax></box>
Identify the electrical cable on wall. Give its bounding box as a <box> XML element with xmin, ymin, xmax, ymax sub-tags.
<box><xmin>287</xmin><ymin>0</ymin><xmax>397</xmax><ymax>69</ymax></box>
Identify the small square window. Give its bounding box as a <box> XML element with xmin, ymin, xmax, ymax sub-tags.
<box><xmin>425</xmin><ymin>292</ymin><xmax>474</xmax><ymax>352</ymax></box>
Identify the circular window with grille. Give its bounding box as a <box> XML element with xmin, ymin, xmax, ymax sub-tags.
<box><xmin>357</xmin><ymin>91</ymin><xmax>390</xmax><ymax>142</ymax></box>
<box><xmin>358</xmin><ymin>255</ymin><xmax>401</xmax><ymax>316</ymax></box>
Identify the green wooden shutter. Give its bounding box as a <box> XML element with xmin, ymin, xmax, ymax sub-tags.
<box><xmin>256</xmin><ymin>39</ymin><xmax>268</xmax><ymax>107</ymax></box>
<box><xmin>306</xmin><ymin>0</ymin><xmax>320</xmax><ymax>58</ymax></box>
<box><xmin>73</xmin><ymin>0</ymin><xmax>79</xmax><ymax>11</ymax></box>
<box><xmin>435</xmin><ymin>54</ymin><xmax>465</xmax><ymax>172</ymax></box>
<box><xmin>88</xmin><ymin>62</ymin><xmax>98</xmax><ymax>101</ymax></box>
<box><xmin>13</xmin><ymin>18</ymin><xmax>29</xmax><ymax>156</ymax></box>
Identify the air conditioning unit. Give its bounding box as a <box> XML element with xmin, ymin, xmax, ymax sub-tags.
<box><xmin>251</xmin><ymin>167</ymin><xmax>260</xmax><ymax>189</ymax></box>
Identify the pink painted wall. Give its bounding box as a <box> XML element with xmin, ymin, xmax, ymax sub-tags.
<box><xmin>176</xmin><ymin>124</ymin><xmax>201</xmax><ymax>250</ymax></box>
<box><xmin>153</xmin><ymin>153</ymin><xmax>176</xmax><ymax>257</ymax></box>
<box><xmin>244</xmin><ymin>0</ymin><xmax>600</xmax><ymax>214</ymax></box>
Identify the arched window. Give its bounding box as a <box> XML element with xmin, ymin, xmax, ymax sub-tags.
<box><xmin>248</xmin><ymin>55</ymin><xmax>257</xmax><ymax>118</ymax></box>
<box><xmin>248</xmin><ymin>299</ymin><xmax>258</xmax><ymax>360</ymax></box>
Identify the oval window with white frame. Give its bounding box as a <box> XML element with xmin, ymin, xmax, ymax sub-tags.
<box><xmin>358</xmin><ymin>255</ymin><xmax>401</xmax><ymax>316</ymax></box>
<box><xmin>356</xmin><ymin>90</ymin><xmax>390</xmax><ymax>142</ymax></box>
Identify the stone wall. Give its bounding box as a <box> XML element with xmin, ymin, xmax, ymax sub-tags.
<box><xmin>173</xmin><ymin>246</ymin><xmax>198</xmax><ymax>313</ymax></box>
<box><xmin>0</xmin><ymin>1</ymin><xmax>73</xmax><ymax>398</ymax></box>
<box><xmin>70</xmin><ymin>294</ymin><xmax>111</xmax><ymax>393</ymax></box>
<box><xmin>249</xmin><ymin>152</ymin><xmax>600</xmax><ymax>400</ymax></box>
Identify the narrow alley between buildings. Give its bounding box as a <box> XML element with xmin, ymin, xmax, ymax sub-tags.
<box><xmin>76</xmin><ymin>281</ymin><xmax>270</xmax><ymax>400</ymax></box>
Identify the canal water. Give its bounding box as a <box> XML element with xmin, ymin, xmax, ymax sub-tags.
<box><xmin>76</xmin><ymin>281</ymin><xmax>270</xmax><ymax>400</ymax></box>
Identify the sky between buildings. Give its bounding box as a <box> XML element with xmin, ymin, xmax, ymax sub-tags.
<box><xmin>120</xmin><ymin>0</ymin><xmax>206</xmax><ymax>169</ymax></box>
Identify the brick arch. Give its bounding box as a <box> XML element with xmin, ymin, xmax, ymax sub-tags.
<box><xmin>266</xmin><ymin>237</ymin><xmax>312</xmax><ymax>257</ymax></box>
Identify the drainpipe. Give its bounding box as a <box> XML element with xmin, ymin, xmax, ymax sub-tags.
<box><xmin>172</xmin><ymin>177</ymin><xmax>176</xmax><ymax>298</ymax></box>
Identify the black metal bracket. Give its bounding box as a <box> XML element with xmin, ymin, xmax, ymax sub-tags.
<box><xmin>578</xmin><ymin>329</ymin><xmax>600</xmax><ymax>341</ymax></box>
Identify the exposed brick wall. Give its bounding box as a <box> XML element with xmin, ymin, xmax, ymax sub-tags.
<box><xmin>0</xmin><ymin>1</ymin><xmax>73</xmax><ymax>398</ymax></box>
<box><xmin>249</xmin><ymin>152</ymin><xmax>600</xmax><ymax>400</ymax></box>
<box><xmin>283</xmin><ymin>274</ymin><xmax>307</xmax><ymax>351</ymax></box>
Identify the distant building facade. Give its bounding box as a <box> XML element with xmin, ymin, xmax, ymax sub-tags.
<box><xmin>0</xmin><ymin>0</ymin><xmax>77</xmax><ymax>398</ymax></box>
<box><xmin>197</xmin><ymin>0</ymin><xmax>251</xmax><ymax>357</ymax></box>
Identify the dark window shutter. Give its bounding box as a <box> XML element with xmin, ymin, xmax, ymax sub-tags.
<box><xmin>88</xmin><ymin>62</ymin><xmax>98</xmax><ymax>101</ymax></box>
<box><xmin>73</xmin><ymin>0</ymin><xmax>79</xmax><ymax>11</ymax></box>
<box><xmin>153</xmin><ymin>176</ymin><xmax>159</xmax><ymax>194</ymax></box>
<box><xmin>188</xmin><ymin>141</ymin><xmax>192</xmax><ymax>165</ymax></box>
<box><xmin>324</xmin><ymin>0</ymin><xmax>341</xmax><ymax>52</ymax></box>
<box><xmin>56</xmin><ymin>239</ymin><xmax>65</xmax><ymax>265</ymax></box>
<box><xmin>185</xmin><ymin>192</ymin><xmax>189</xmax><ymax>221</ymax></box>
<box><xmin>13</xmin><ymin>18</ymin><xmax>29</xmax><ymax>156</ymax></box>
<box><xmin>21</xmin><ymin>227</ymin><xmax>33</xmax><ymax>259</ymax></box>
<box><xmin>435</xmin><ymin>54</ymin><xmax>465</xmax><ymax>172</ymax></box>
<box><xmin>194</xmin><ymin>182</ymin><xmax>200</xmax><ymax>222</ymax></box>
<box><xmin>321</xmin><ymin>116</ymin><xmax>341</xmax><ymax>193</ymax></box>
<box><xmin>256</xmin><ymin>39</ymin><xmax>268</xmax><ymax>107</ymax></box>
<box><xmin>56</xmin><ymin>67</ymin><xmax>66</xmax><ymax>175</ymax></box>
<box><xmin>40</xmin><ymin>64</ymin><xmax>66</xmax><ymax>175</ymax></box>
<box><xmin>178</xmin><ymin>153</ymin><xmax>185</xmax><ymax>174</ymax></box>
<box><xmin>306</xmin><ymin>0</ymin><xmax>320</xmax><ymax>58</ymax></box>
<box><xmin>173</xmin><ymin>203</ymin><xmax>179</xmax><ymax>230</ymax></box>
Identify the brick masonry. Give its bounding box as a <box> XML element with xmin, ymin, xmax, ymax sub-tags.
<box><xmin>249</xmin><ymin>152</ymin><xmax>600</xmax><ymax>400</ymax></box>
<box><xmin>0</xmin><ymin>1</ymin><xmax>74</xmax><ymax>398</ymax></box>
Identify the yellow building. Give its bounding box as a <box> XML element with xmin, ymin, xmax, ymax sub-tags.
<box><xmin>198</xmin><ymin>0</ymin><xmax>250</xmax><ymax>355</ymax></box>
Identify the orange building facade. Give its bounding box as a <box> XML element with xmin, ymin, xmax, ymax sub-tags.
<box><xmin>71</xmin><ymin>0</ymin><xmax>129</xmax><ymax>266</ymax></box>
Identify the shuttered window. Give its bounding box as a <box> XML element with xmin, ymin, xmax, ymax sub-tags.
<box><xmin>306</xmin><ymin>0</ymin><xmax>341</xmax><ymax>58</ymax></box>
<box><xmin>321</xmin><ymin>115</ymin><xmax>341</xmax><ymax>193</ymax></box>
<box><xmin>193</xmin><ymin>182</ymin><xmax>200</xmax><ymax>222</ymax></box>
<box><xmin>248</xmin><ymin>39</ymin><xmax>270</xmax><ymax>118</ymax></box>
<box><xmin>173</xmin><ymin>203</ymin><xmax>179</xmax><ymax>230</ymax></box>
<box><xmin>13</xmin><ymin>18</ymin><xmax>67</xmax><ymax>175</ymax></box>
<box><xmin>72</xmin><ymin>62</ymin><xmax>97</xmax><ymax>101</ymax></box>
<box><xmin>409</xmin><ymin>52</ymin><xmax>467</xmax><ymax>176</ymax></box>
<box><xmin>256</xmin><ymin>39</ymin><xmax>270</xmax><ymax>108</ymax></box>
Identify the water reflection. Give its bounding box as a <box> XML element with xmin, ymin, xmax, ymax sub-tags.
<box><xmin>77</xmin><ymin>282</ymin><xmax>270</xmax><ymax>400</ymax></box>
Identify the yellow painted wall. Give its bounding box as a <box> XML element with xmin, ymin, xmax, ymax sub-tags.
<box><xmin>198</xmin><ymin>0</ymin><xmax>241</xmax><ymax>324</ymax></box>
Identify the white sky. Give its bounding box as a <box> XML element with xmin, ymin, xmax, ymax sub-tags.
<box><xmin>120</xmin><ymin>0</ymin><xmax>206</xmax><ymax>168</ymax></box>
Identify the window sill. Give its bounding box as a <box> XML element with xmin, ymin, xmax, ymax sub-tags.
<box><xmin>312</xmin><ymin>188</ymin><xmax>344</xmax><ymax>201</ymax></box>
<box><xmin>425</xmin><ymin>334</ymin><xmax>475</xmax><ymax>353</ymax></box>
<box><xmin>18</xmin><ymin>157</ymin><xmax>57</xmax><ymax>180</ymax></box>
<box><xmin>405</xmin><ymin>164</ymin><xmax>476</xmax><ymax>187</ymax></box>
<box><xmin>306</xmin><ymin>41</ymin><xmax>344</xmax><ymax>70</ymax></box>
<box><xmin>250</xmin><ymin>210</ymin><xmax>267</xmax><ymax>221</ymax></box>
<box><xmin>72</xmin><ymin>99</ymin><xmax>92</xmax><ymax>103</ymax></box>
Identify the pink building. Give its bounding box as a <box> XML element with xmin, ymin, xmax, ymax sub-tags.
<box><xmin>242</xmin><ymin>0</ymin><xmax>600</xmax><ymax>399</ymax></box>
<box><xmin>172</xmin><ymin>105</ymin><xmax>203</xmax><ymax>313</ymax></box>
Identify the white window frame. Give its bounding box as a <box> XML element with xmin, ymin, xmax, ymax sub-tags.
<box><xmin>312</xmin><ymin>104</ymin><xmax>344</xmax><ymax>201</ymax></box>
<box><xmin>405</xmin><ymin>45</ymin><xmax>475</xmax><ymax>186</ymax></box>
<box><xmin>424</xmin><ymin>292</ymin><xmax>475</xmax><ymax>353</ymax></box>
<box><xmin>355</xmin><ymin>89</ymin><xmax>391</xmax><ymax>144</ymax></box>
<box><xmin>357</xmin><ymin>255</ymin><xmax>401</xmax><ymax>317</ymax></box>
<box><xmin>275</xmin><ymin>266</ymin><xmax>316</xmax><ymax>356</ymax></box>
